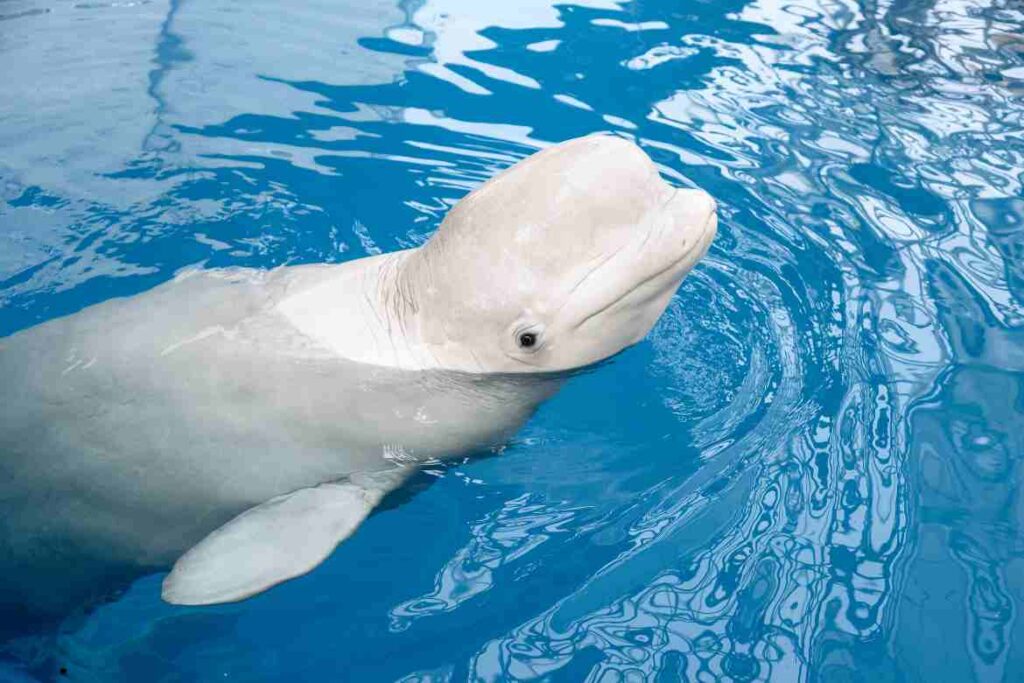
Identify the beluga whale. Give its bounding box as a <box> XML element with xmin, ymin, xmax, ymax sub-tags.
<box><xmin>0</xmin><ymin>134</ymin><xmax>717</xmax><ymax>616</ymax></box>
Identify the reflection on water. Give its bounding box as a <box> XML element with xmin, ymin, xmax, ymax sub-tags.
<box><xmin>893</xmin><ymin>261</ymin><xmax>1024</xmax><ymax>681</ymax></box>
<box><xmin>2</xmin><ymin>0</ymin><xmax>1024</xmax><ymax>679</ymax></box>
<box><xmin>389</xmin><ymin>494</ymin><xmax>583</xmax><ymax>633</ymax></box>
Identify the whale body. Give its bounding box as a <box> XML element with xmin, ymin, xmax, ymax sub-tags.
<box><xmin>0</xmin><ymin>134</ymin><xmax>717</xmax><ymax>615</ymax></box>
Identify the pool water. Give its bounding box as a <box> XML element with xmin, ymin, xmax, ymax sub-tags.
<box><xmin>2</xmin><ymin>0</ymin><xmax>1024</xmax><ymax>680</ymax></box>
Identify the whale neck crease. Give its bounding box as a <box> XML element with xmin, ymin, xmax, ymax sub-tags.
<box><xmin>276</xmin><ymin>249</ymin><xmax>437</xmax><ymax>370</ymax></box>
<box><xmin>374</xmin><ymin>249</ymin><xmax>420</xmax><ymax>337</ymax></box>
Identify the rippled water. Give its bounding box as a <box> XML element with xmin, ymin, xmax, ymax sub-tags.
<box><xmin>2</xmin><ymin>0</ymin><xmax>1024</xmax><ymax>680</ymax></box>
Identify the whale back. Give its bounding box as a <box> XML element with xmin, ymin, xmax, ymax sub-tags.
<box><xmin>0</xmin><ymin>267</ymin><xmax>561</xmax><ymax>617</ymax></box>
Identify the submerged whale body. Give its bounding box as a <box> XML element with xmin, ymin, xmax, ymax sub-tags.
<box><xmin>0</xmin><ymin>134</ymin><xmax>717</xmax><ymax>615</ymax></box>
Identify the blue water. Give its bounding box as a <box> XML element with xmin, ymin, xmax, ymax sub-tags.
<box><xmin>2</xmin><ymin>0</ymin><xmax>1024</xmax><ymax>680</ymax></box>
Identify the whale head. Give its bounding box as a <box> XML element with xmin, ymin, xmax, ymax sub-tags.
<box><xmin>404</xmin><ymin>134</ymin><xmax>717</xmax><ymax>373</ymax></box>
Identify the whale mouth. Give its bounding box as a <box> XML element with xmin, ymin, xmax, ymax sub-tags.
<box><xmin>573</xmin><ymin>210</ymin><xmax>717</xmax><ymax>331</ymax></box>
<box><xmin>640</xmin><ymin>210</ymin><xmax>717</xmax><ymax>291</ymax></box>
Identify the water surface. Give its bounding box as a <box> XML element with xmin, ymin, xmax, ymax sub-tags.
<box><xmin>2</xmin><ymin>0</ymin><xmax>1024</xmax><ymax>680</ymax></box>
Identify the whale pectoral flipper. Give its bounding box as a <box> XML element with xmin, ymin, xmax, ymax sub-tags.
<box><xmin>161</xmin><ymin>480</ymin><xmax>389</xmax><ymax>606</ymax></box>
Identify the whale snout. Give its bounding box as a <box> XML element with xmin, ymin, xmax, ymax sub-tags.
<box><xmin>694</xmin><ymin>190</ymin><xmax>718</xmax><ymax>245</ymax></box>
<box><xmin>685</xmin><ymin>187</ymin><xmax>717</xmax><ymax>215</ymax></box>
<box><xmin>672</xmin><ymin>187</ymin><xmax>717</xmax><ymax>226</ymax></box>
<box><xmin>705</xmin><ymin>191</ymin><xmax>718</xmax><ymax>214</ymax></box>
<box><xmin>660</xmin><ymin>187</ymin><xmax>718</xmax><ymax>266</ymax></box>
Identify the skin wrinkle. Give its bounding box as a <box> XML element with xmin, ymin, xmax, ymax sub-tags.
<box><xmin>562</xmin><ymin>247</ymin><xmax>621</xmax><ymax>305</ymax></box>
<box><xmin>553</xmin><ymin>186</ymin><xmax>679</xmax><ymax>321</ymax></box>
<box><xmin>391</xmin><ymin>253</ymin><xmax>419</xmax><ymax>317</ymax></box>
<box><xmin>638</xmin><ymin>187</ymin><xmax>679</xmax><ymax>253</ymax></box>
<box><xmin>382</xmin><ymin>276</ymin><xmax>403</xmax><ymax>366</ymax></box>
<box><xmin>362</xmin><ymin>265</ymin><xmax>393</xmax><ymax>364</ymax></box>
<box><xmin>542</xmin><ymin>240</ymin><xmax>626</xmax><ymax>330</ymax></box>
<box><xmin>371</xmin><ymin>253</ymin><xmax>421</xmax><ymax>366</ymax></box>
<box><xmin>380</xmin><ymin>257</ymin><xmax>405</xmax><ymax>342</ymax></box>
<box><xmin>573</xmin><ymin>214</ymin><xmax>712</xmax><ymax>332</ymax></box>
<box><xmin>390</xmin><ymin>270</ymin><xmax>414</xmax><ymax>362</ymax></box>
<box><xmin>418</xmin><ymin>247</ymin><xmax>452</xmax><ymax>370</ymax></box>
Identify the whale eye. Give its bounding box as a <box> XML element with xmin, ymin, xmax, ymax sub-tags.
<box><xmin>509</xmin><ymin>321</ymin><xmax>544</xmax><ymax>356</ymax></box>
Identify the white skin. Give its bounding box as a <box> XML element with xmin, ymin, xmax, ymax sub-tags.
<box><xmin>279</xmin><ymin>134</ymin><xmax>718</xmax><ymax>372</ymax></box>
<box><xmin>0</xmin><ymin>134</ymin><xmax>716</xmax><ymax>613</ymax></box>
